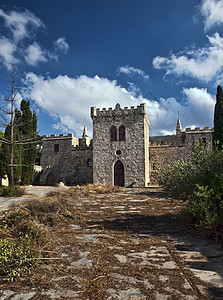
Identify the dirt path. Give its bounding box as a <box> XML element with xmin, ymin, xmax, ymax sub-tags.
<box><xmin>0</xmin><ymin>186</ymin><xmax>66</xmax><ymax>212</ymax></box>
<box><xmin>1</xmin><ymin>187</ymin><xmax>223</xmax><ymax>299</ymax></box>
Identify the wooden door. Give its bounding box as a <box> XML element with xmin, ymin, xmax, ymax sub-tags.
<box><xmin>114</xmin><ymin>160</ymin><xmax>124</xmax><ymax>186</ymax></box>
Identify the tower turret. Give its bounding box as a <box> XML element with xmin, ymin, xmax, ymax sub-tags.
<box><xmin>176</xmin><ymin>114</ymin><xmax>182</xmax><ymax>133</ymax></box>
<box><xmin>82</xmin><ymin>125</ymin><xmax>89</xmax><ymax>138</ymax></box>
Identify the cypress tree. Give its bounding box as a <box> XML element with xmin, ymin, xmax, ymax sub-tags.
<box><xmin>20</xmin><ymin>100</ymin><xmax>38</xmax><ymax>184</ymax></box>
<box><xmin>213</xmin><ymin>85</ymin><xmax>223</xmax><ymax>149</ymax></box>
<box><xmin>1</xmin><ymin>111</ymin><xmax>22</xmax><ymax>183</ymax></box>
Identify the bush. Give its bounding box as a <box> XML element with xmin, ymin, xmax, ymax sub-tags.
<box><xmin>187</xmin><ymin>184</ymin><xmax>223</xmax><ymax>232</ymax></box>
<box><xmin>0</xmin><ymin>235</ymin><xmax>38</xmax><ymax>282</ymax></box>
<box><xmin>159</xmin><ymin>142</ymin><xmax>223</xmax><ymax>234</ymax></box>
<box><xmin>0</xmin><ymin>209</ymin><xmax>47</xmax><ymax>282</ymax></box>
<box><xmin>0</xmin><ymin>185</ymin><xmax>25</xmax><ymax>197</ymax></box>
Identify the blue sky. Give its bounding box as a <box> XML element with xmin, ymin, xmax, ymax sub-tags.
<box><xmin>0</xmin><ymin>0</ymin><xmax>222</xmax><ymax>137</ymax></box>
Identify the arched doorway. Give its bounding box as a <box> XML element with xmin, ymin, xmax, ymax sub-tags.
<box><xmin>114</xmin><ymin>160</ymin><xmax>124</xmax><ymax>186</ymax></box>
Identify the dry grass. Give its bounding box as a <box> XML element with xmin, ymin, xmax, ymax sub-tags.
<box><xmin>0</xmin><ymin>186</ymin><xmax>214</xmax><ymax>299</ymax></box>
<box><xmin>68</xmin><ymin>183</ymin><xmax>123</xmax><ymax>195</ymax></box>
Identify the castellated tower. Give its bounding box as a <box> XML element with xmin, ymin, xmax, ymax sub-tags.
<box><xmin>91</xmin><ymin>103</ymin><xmax>150</xmax><ymax>187</ymax></box>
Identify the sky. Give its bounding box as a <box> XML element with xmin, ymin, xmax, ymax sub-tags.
<box><xmin>0</xmin><ymin>0</ymin><xmax>223</xmax><ymax>137</ymax></box>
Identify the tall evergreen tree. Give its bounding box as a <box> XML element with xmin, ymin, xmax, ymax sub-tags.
<box><xmin>20</xmin><ymin>100</ymin><xmax>38</xmax><ymax>184</ymax></box>
<box><xmin>213</xmin><ymin>85</ymin><xmax>223</xmax><ymax>149</ymax></box>
<box><xmin>0</xmin><ymin>66</ymin><xmax>39</xmax><ymax>185</ymax></box>
<box><xmin>1</xmin><ymin>110</ymin><xmax>22</xmax><ymax>183</ymax></box>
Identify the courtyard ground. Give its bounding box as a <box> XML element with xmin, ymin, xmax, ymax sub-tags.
<box><xmin>0</xmin><ymin>185</ymin><xmax>223</xmax><ymax>299</ymax></box>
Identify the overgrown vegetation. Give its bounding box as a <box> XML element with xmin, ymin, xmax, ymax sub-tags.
<box><xmin>0</xmin><ymin>184</ymin><xmax>121</xmax><ymax>283</ymax></box>
<box><xmin>159</xmin><ymin>142</ymin><xmax>223</xmax><ymax>235</ymax></box>
<box><xmin>0</xmin><ymin>185</ymin><xmax>25</xmax><ymax>197</ymax></box>
<box><xmin>0</xmin><ymin>209</ymin><xmax>42</xmax><ymax>282</ymax></box>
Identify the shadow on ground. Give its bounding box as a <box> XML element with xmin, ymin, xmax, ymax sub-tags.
<box><xmin>87</xmin><ymin>207</ymin><xmax>223</xmax><ymax>299</ymax></box>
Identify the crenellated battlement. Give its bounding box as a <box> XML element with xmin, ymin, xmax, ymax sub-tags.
<box><xmin>91</xmin><ymin>103</ymin><xmax>146</xmax><ymax>121</ymax></box>
<box><xmin>42</xmin><ymin>133</ymin><xmax>74</xmax><ymax>140</ymax></box>
<box><xmin>184</xmin><ymin>126</ymin><xmax>213</xmax><ymax>133</ymax></box>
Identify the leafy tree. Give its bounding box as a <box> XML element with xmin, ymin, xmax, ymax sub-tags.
<box><xmin>213</xmin><ymin>85</ymin><xmax>223</xmax><ymax>149</ymax></box>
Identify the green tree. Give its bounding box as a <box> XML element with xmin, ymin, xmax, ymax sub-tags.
<box><xmin>0</xmin><ymin>66</ymin><xmax>39</xmax><ymax>185</ymax></box>
<box><xmin>213</xmin><ymin>85</ymin><xmax>223</xmax><ymax>149</ymax></box>
<box><xmin>20</xmin><ymin>100</ymin><xmax>38</xmax><ymax>184</ymax></box>
<box><xmin>1</xmin><ymin>110</ymin><xmax>23</xmax><ymax>183</ymax></box>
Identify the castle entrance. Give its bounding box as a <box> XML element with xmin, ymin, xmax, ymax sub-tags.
<box><xmin>114</xmin><ymin>160</ymin><xmax>124</xmax><ymax>186</ymax></box>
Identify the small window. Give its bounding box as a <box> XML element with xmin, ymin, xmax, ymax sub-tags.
<box><xmin>119</xmin><ymin>124</ymin><xmax>125</xmax><ymax>141</ymax></box>
<box><xmin>87</xmin><ymin>159</ymin><xmax>92</xmax><ymax>167</ymax></box>
<box><xmin>201</xmin><ymin>138</ymin><xmax>206</xmax><ymax>147</ymax></box>
<box><xmin>116</xmin><ymin>150</ymin><xmax>121</xmax><ymax>156</ymax></box>
<box><xmin>54</xmin><ymin>144</ymin><xmax>59</xmax><ymax>153</ymax></box>
<box><xmin>110</xmin><ymin>125</ymin><xmax>117</xmax><ymax>142</ymax></box>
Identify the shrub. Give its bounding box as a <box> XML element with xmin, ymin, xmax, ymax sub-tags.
<box><xmin>0</xmin><ymin>185</ymin><xmax>25</xmax><ymax>197</ymax></box>
<box><xmin>187</xmin><ymin>184</ymin><xmax>223</xmax><ymax>232</ymax></box>
<box><xmin>159</xmin><ymin>142</ymin><xmax>223</xmax><ymax>234</ymax></box>
<box><xmin>0</xmin><ymin>235</ymin><xmax>38</xmax><ymax>282</ymax></box>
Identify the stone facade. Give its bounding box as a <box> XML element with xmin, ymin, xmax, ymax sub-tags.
<box><xmin>149</xmin><ymin>123</ymin><xmax>213</xmax><ymax>183</ymax></box>
<box><xmin>91</xmin><ymin>103</ymin><xmax>149</xmax><ymax>187</ymax></box>
<box><xmin>40</xmin><ymin>130</ymin><xmax>93</xmax><ymax>186</ymax></box>
<box><xmin>39</xmin><ymin>104</ymin><xmax>213</xmax><ymax>186</ymax></box>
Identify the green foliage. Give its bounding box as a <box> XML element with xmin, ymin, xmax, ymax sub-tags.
<box><xmin>20</xmin><ymin>100</ymin><xmax>38</xmax><ymax>184</ymax></box>
<box><xmin>187</xmin><ymin>184</ymin><xmax>223</xmax><ymax>231</ymax></box>
<box><xmin>213</xmin><ymin>85</ymin><xmax>223</xmax><ymax>149</ymax></box>
<box><xmin>0</xmin><ymin>185</ymin><xmax>25</xmax><ymax>197</ymax></box>
<box><xmin>160</xmin><ymin>142</ymin><xmax>223</xmax><ymax>233</ymax></box>
<box><xmin>0</xmin><ymin>208</ymin><xmax>47</xmax><ymax>282</ymax></box>
<box><xmin>1</xmin><ymin>100</ymin><xmax>39</xmax><ymax>185</ymax></box>
<box><xmin>0</xmin><ymin>235</ymin><xmax>38</xmax><ymax>282</ymax></box>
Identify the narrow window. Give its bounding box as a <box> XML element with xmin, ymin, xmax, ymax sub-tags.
<box><xmin>119</xmin><ymin>124</ymin><xmax>125</xmax><ymax>141</ymax></box>
<box><xmin>110</xmin><ymin>125</ymin><xmax>117</xmax><ymax>141</ymax></box>
<box><xmin>54</xmin><ymin>144</ymin><xmax>59</xmax><ymax>153</ymax></box>
<box><xmin>87</xmin><ymin>159</ymin><xmax>92</xmax><ymax>167</ymax></box>
<box><xmin>201</xmin><ymin>138</ymin><xmax>206</xmax><ymax>147</ymax></box>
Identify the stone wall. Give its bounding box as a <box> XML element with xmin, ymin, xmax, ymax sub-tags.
<box><xmin>149</xmin><ymin>126</ymin><xmax>213</xmax><ymax>183</ymax></box>
<box><xmin>72</xmin><ymin>143</ymin><xmax>93</xmax><ymax>185</ymax></box>
<box><xmin>40</xmin><ymin>134</ymin><xmax>93</xmax><ymax>185</ymax></box>
<box><xmin>39</xmin><ymin>108</ymin><xmax>213</xmax><ymax>187</ymax></box>
<box><xmin>149</xmin><ymin>145</ymin><xmax>187</xmax><ymax>183</ymax></box>
<box><xmin>91</xmin><ymin>103</ymin><xmax>150</xmax><ymax>187</ymax></box>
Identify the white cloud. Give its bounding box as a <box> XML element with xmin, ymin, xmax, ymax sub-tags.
<box><xmin>0</xmin><ymin>8</ymin><xmax>67</xmax><ymax>68</ymax></box>
<box><xmin>54</xmin><ymin>37</ymin><xmax>70</xmax><ymax>54</ymax></box>
<box><xmin>200</xmin><ymin>0</ymin><xmax>223</xmax><ymax>31</ymax></box>
<box><xmin>0</xmin><ymin>8</ymin><xmax>44</xmax><ymax>42</ymax></box>
<box><xmin>147</xmin><ymin>87</ymin><xmax>215</xmax><ymax>135</ymax></box>
<box><xmin>153</xmin><ymin>33</ymin><xmax>223</xmax><ymax>82</ymax></box>
<box><xmin>25</xmin><ymin>42</ymin><xmax>48</xmax><ymax>66</ymax></box>
<box><xmin>117</xmin><ymin>65</ymin><xmax>149</xmax><ymax>80</ymax></box>
<box><xmin>22</xmin><ymin>73</ymin><xmax>215</xmax><ymax>137</ymax></box>
<box><xmin>22</xmin><ymin>73</ymin><xmax>144</xmax><ymax>137</ymax></box>
<box><xmin>0</xmin><ymin>37</ymin><xmax>18</xmax><ymax>68</ymax></box>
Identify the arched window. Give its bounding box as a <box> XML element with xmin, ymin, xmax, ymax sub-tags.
<box><xmin>110</xmin><ymin>125</ymin><xmax>117</xmax><ymax>141</ymax></box>
<box><xmin>119</xmin><ymin>124</ymin><xmax>125</xmax><ymax>141</ymax></box>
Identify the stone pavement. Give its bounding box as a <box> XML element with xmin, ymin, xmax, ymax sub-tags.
<box><xmin>0</xmin><ymin>186</ymin><xmax>223</xmax><ymax>299</ymax></box>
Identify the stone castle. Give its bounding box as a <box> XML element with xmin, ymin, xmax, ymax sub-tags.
<box><xmin>39</xmin><ymin>103</ymin><xmax>213</xmax><ymax>186</ymax></box>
